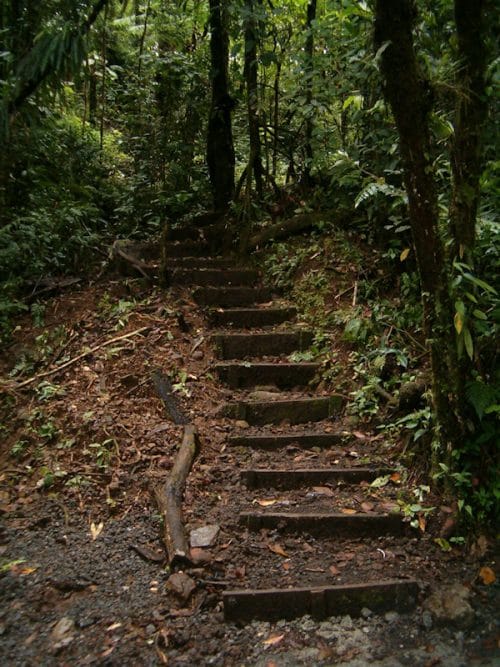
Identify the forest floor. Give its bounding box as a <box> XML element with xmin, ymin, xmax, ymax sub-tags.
<box><xmin>0</xmin><ymin>240</ymin><xmax>499</xmax><ymax>666</ymax></box>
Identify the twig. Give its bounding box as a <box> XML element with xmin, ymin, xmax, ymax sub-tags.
<box><xmin>2</xmin><ymin>326</ymin><xmax>150</xmax><ymax>391</ymax></box>
<box><xmin>352</xmin><ymin>280</ymin><xmax>358</xmax><ymax>307</ymax></box>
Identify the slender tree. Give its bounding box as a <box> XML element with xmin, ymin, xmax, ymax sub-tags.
<box><xmin>303</xmin><ymin>0</ymin><xmax>316</xmax><ymax>185</ymax></box>
<box><xmin>206</xmin><ymin>0</ymin><xmax>235</xmax><ymax>214</ymax></box>
<box><xmin>243</xmin><ymin>0</ymin><xmax>263</xmax><ymax>200</ymax></box>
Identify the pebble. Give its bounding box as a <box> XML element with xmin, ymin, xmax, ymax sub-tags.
<box><xmin>422</xmin><ymin>610</ymin><xmax>433</xmax><ymax>629</ymax></box>
<box><xmin>340</xmin><ymin>615</ymin><xmax>354</xmax><ymax>628</ymax></box>
<box><xmin>384</xmin><ymin>611</ymin><xmax>400</xmax><ymax>623</ymax></box>
<box><xmin>234</xmin><ymin>420</ymin><xmax>250</xmax><ymax>429</ymax></box>
<box><xmin>361</xmin><ymin>607</ymin><xmax>373</xmax><ymax>618</ymax></box>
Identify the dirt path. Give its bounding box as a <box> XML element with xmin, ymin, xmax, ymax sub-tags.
<box><xmin>0</xmin><ymin>233</ymin><xmax>498</xmax><ymax>665</ymax></box>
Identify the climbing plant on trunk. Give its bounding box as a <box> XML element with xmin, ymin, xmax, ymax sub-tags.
<box><xmin>373</xmin><ymin>0</ymin><xmax>465</xmax><ymax>455</ymax></box>
<box><xmin>206</xmin><ymin>0</ymin><xmax>235</xmax><ymax>214</ymax></box>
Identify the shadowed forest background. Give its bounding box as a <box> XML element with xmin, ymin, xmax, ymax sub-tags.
<box><xmin>0</xmin><ymin>0</ymin><xmax>498</xmax><ymax>527</ymax></box>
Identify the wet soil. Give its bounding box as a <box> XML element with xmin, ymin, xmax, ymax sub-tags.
<box><xmin>0</xmin><ymin>276</ymin><xmax>498</xmax><ymax>666</ymax></box>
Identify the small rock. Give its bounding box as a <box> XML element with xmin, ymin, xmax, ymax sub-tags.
<box><xmin>190</xmin><ymin>547</ymin><xmax>213</xmax><ymax>565</ymax></box>
<box><xmin>317</xmin><ymin>621</ymin><xmax>337</xmax><ymax>640</ymax></box>
<box><xmin>248</xmin><ymin>390</ymin><xmax>281</xmax><ymax>401</ymax></box>
<box><xmin>51</xmin><ymin>617</ymin><xmax>75</xmax><ymax>642</ymax></box>
<box><xmin>166</xmin><ymin>573</ymin><xmax>196</xmax><ymax>602</ymax></box>
<box><xmin>340</xmin><ymin>614</ymin><xmax>353</xmax><ymax>628</ymax></box>
<box><xmin>234</xmin><ymin>420</ymin><xmax>250</xmax><ymax>429</ymax></box>
<box><xmin>361</xmin><ymin>607</ymin><xmax>373</xmax><ymax>618</ymax></box>
<box><xmin>424</xmin><ymin>583</ymin><xmax>474</xmax><ymax>628</ymax></box>
<box><xmin>299</xmin><ymin>617</ymin><xmax>316</xmax><ymax>632</ymax></box>
<box><xmin>422</xmin><ymin>610</ymin><xmax>433</xmax><ymax>629</ymax></box>
<box><xmin>384</xmin><ymin>611</ymin><xmax>400</xmax><ymax>623</ymax></box>
<box><xmin>51</xmin><ymin>616</ymin><xmax>75</xmax><ymax>652</ymax></box>
<box><xmin>190</xmin><ymin>524</ymin><xmax>220</xmax><ymax>548</ymax></box>
<box><xmin>192</xmin><ymin>350</ymin><xmax>204</xmax><ymax>360</ymax></box>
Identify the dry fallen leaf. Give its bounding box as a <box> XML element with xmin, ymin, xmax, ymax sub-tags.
<box><xmin>361</xmin><ymin>502</ymin><xmax>374</xmax><ymax>512</ymax></box>
<box><xmin>312</xmin><ymin>486</ymin><xmax>335</xmax><ymax>497</ymax></box>
<box><xmin>418</xmin><ymin>515</ymin><xmax>427</xmax><ymax>532</ymax></box>
<box><xmin>329</xmin><ymin>564</ymin><xmax>340</xmax><ymax>575</ymax></box>
<box><xmin>341</xmin><ymin>508</ymin><xmax>357</xmax><ymax>515</ymax></box>
<box><xmin>390</xmin><ymin>472</ymin><xmax>401</xmax><ymax>484</ymax></box>
<box><xmin>254</xmin><ymin>499</ymin><xmax>278</xmax><ymax>507</ymax></box>
<box><xmin>263</xmin><ymin>634</ymin><xmax>285</xmax><ymax>647</ymax></box>
<box><xmin>268</xmin><ymin>543</ymin><xmax>289</xmax><ymax>558</ymax></box>
<box><xmin>90</xmin><ymin>521</ymin><xmax>104</xmax><ymax>541</ymax></box>
<box><xmin>478</xmin><ymin>566</ymin><xmax>496</xmax><ymax>585</ymax></box>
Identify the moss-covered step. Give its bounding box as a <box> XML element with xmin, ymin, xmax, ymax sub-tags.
<box><xmin>164</xmin><ymin>257</ymin><xmax>235</xmax><ymax>269</ymax></box>
<box><xmin>168</xmin><ymin>268</ymin><xmax>260</xmax><ymax>287</ymax></box>
<box><xmin>241</xmin><ymin>467</ymin><xmax>393</xmax><ymax>489</ymax></box>
<box><xmin>215</xmin><ymin>362</ymin><xmax>320</xmax><ymax>388</ymax></box>
<box><xmin>221</xmin><ymin>395</ymin><xmax>343</xmax><ymax>425</ymax></box>
<box><xmin>163</xmin><ymin>241</ymin><xmax>209</xmax><ymax>257</ymax></box>
<box><xmin>223</xmin><ymin>579</ymin><xmax>419</xmax><ymax>622</ymax></box>
<box><xmin>212</xmin><ymin>330</ymin><xmax>313</xmax><ymax>359</ymax></box>
<box><xmin>207</xmin><ymin>307</ymin><xmax>297</xmax><ymax>328</ymax></box>
<box><xmin>193</xmin><ymin>286</ymin><xmax>274</xmax><ymax>307</ymax></box>
<box><xmin>239</xmin><ymin>511</ymin><xmax>405</xmax><ymax>537</ymax></box>
<box><xmin>228</xmin><ymin>431</ymin><xmax>347</xmax><ymax>449</ymax></box>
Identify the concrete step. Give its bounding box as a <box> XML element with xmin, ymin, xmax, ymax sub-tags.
<box><xmin>215</xmin><ymin>362</ymin><xmax>320</xmax><ymax>388</ymax></box>
<box><xmin>223</xmin><ymin>580</ymin><xmax>419</xmax><ymax>622</ymax></box>
<box><xmin>194</xmin><ymin>287</ymin><xmax>274</xmax><ymax>307</ymax></box>
<box><xmin>168</xmin><ymin>268</ymin><xmax>260</xmax><ymax>287</ymax></box>
<box><xmin>167</xmin><ymin>226</ymin><xmax>202</xmax><ymax>242</ymax></box>
<box><xmin>207</xmin><ymin>307</ymin><xmax>297</xmax><ymax>328</ymax></box>
<box><xmin>222</xmin><ymin>395</ymin><xmax>343</xmax><ymax>425</ymax></box>
<box><xmin>239</xmin><ymin>511</ymin><xmax>405</xmax><ymax>537</ymax></box>
<box><xmin>212</xmin><ymin>331</ymin><xmax>313</xmax><ymax>359</ymax></box>
<box><xmin>241</xmin><ymin>467</ymin><xmax>393</xmax><ymax>489</ymax></box>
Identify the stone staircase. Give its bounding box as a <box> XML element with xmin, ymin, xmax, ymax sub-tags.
<box><xmin>164</xmin><ymin>226</ymin><xmax>419</xmax><ymax>623</ymax></box>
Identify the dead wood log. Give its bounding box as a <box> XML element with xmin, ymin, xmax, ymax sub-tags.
<box><xmin>249</xmin><ymin>211</ymin><xmax>345</xmax><ymax>248</ymax></box>
<box><xmin>152</xmin><ymin>370</ymin><xmax>188</xmax><ymax>425</ymax></box>
<box><xmin>154</xmin><ymin>425</ymin><xmax>199</xmax><ymax>568</ymax></box>
<box><xmin>110</xmin><ymin>240</ymin><xmax>158</xmax><ymax>280</ymax></box>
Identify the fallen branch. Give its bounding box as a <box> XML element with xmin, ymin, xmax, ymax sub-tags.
<box><xmin>1</xmin><ymin>326</ymin><xmax>150</xmax><ymax>391</ymax></box>
<box><xmin>249</xmin><ymin>212</ymin><xmax>327</xmax><ymax>248</ymax></box>
<box><xmin>152</xmin><ymin>370</ymin><xmax>188</xmax><ymax>425</ymax></box>
<box><xmin>154</xmin><ymin>424</ymin><xmax>199</xmax><ymax>568</ymax></box>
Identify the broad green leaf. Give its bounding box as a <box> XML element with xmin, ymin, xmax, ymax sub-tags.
<box><xmin>454</xmin><ymin>311</ymin><xmax>464</xmax><ymax>335</ymax></box>
<box><xmin>464</xmin><ymin>327</ymin><xmax>474</xmax><ymax>359</ymax></box>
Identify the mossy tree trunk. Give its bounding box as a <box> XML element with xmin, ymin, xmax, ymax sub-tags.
<box><xmin>373</xmin><ymin>0</ymin><xmax>465</xmax><ymax>453</ymax></box>
<box><xmin>449</xmin><ymin>0</ymin><xmax>488</xmax><ymax>261</ymax></box>
<box><xmin>207</xmin><ymin>0</ymin><xmax>235</xmax><ymax>214</ymax></box>
<box><xmin>303</xmin><ymin>0</ymin><xmax>316</xmax><ymax>186</ymax></box>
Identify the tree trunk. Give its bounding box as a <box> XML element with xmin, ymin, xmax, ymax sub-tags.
<box><xmin>303</xmin><ymin>0</ymin><xmax>316</xmax><ymax>185</ymax></box>
<box><xmin>374</xmin><ymin>0</ymin><xmax>464</xmax><ymax>451</ymax></box>
<box><xmin>449</xmin><ymin>0</ymin><xmax>487</xmax><ymax>261</ymax></box>
<box><xmin>206</xmin><ymin>0</ymin><xmax>235</xmax><ymax>214</ymax></box>
<box><xmin>244</xmin><ymin>0</ymin><xmax>263</xmax><ymax>201</ymax></box>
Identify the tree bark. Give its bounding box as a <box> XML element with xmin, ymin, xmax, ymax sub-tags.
<box><xmin>374</xmin><ymin>0</ymin><xmax>464</xmax><ymax>450</ymax></box>
<box><xmin>449</xmin><ymin>0</ymin><xmax>488</xmax><ymax>260</ymax></box>
<box><xmin>303</xmin><ymin>0</ymin><xmax>317</xmax><ymax>185</ymax></box>
<box><xmin>206</xmin><ymin>0</ymin><xmax>235</xmax><ymax>214</ymax></box>
<box><xmin>244</xmin><ymin>0</ymin><xmax>263</xmax><ymax>201</ymax></box>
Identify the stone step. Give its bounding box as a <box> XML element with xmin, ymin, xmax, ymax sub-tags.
<box><xmin>241</xmin><ymin>467</ymin><xmax>393</xmax><ymax>489</ymax></box>
<box><xmin>215</xmin><ymin>362</ymin><xmax>320</xmax><ymax>388</ymax></box>
<box><xmin>168</xmin><ymin>268</ymin><xmax>260</xmax><ymax>287</ymax></box>
<box><xmin>208</xmin><ymin>307</ymin><xmax>297</xmax><ymax>329</ymax></box>
<box><xmin>212</xmin><ymin>331</ymin><xmax>313</xmax><ymax>359</ymax></box>
<box><xmin>239</xmin><ymin>511</ymin><xmax>404</xmax><ymax>537</ymax></box>
<box><xmin>164</xmin><ymin>256</ymin><xmax>235</xmax><ymax>269</ymax></box>
<box><xmin>193</xmin><ymin>287</ymin><xmax>274</xmax><ymax>307</ymax></box>
<box><xmin>223</xmin><ymin>580</ymin><xmax>419</xmax><ymax>622</ymax></box>
<box><xmin>228</xmin><ymin>431</ymin><xmax>347</xmax><ymax>449</ymax></box>
<box><xmin>222</xmin><ymin>395</ymin><xmax>343</xmax><ymax>425</ymax></box>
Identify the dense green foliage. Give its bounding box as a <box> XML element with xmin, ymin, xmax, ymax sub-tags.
<box><xmin>0</xmin><ymin>0</ymin><xmax>498</xmax><ymax>525</ymax></box>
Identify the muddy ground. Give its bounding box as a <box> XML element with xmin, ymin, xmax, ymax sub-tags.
<box><xmin>0</xmin><ymin>273</ymin><xmax>498</xmax><ymax>666</ymax></box>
